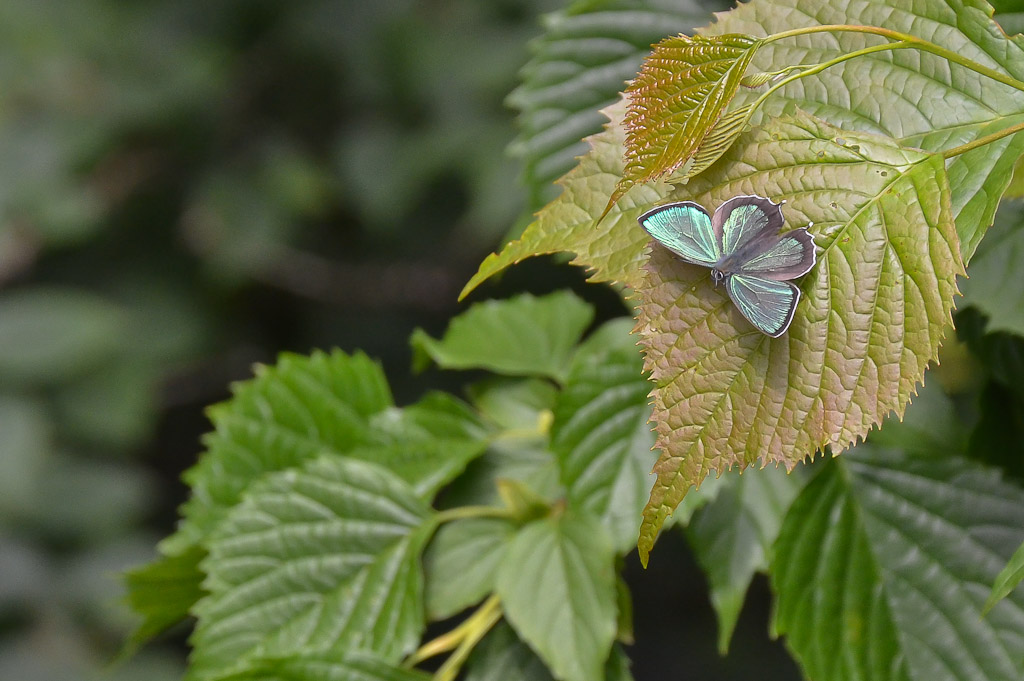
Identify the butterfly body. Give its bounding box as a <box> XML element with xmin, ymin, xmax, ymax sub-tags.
<box><xmin>638</xmin><ymin>196</ymin><xmax>816</xmax><ymax>337</ymax></box>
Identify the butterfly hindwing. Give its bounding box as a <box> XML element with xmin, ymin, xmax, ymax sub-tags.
<box><xmin>725</xmin><ymin>274</ymin><xmax>800</xmax><ymax>338</ymax></box>
<box><xmin>638</xmin><ymin>202</ymin><xmax>719</xmax><ymax>267</ymax></box>
<box><xmin>735</xmin><ymin>227</ymin><xmax>816</xmax><ymax>280</ymax></box>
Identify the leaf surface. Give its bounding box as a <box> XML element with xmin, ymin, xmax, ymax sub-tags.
<box><xmin>960</xmin><ymin>202</ymin><xmax>1024</xmax><ymax>335</ymax></box>
<box><xmin>496</xmin><ymin>511</ymin><xmax>617</xmax><ymax>681</ymax></box>
<box><xmin>461</xmin><ymin>100</ymin><xmax>673</xmax><ymax>298</ymax></box>
<box><xmin>685</xmin><ymin>465</ymin><xmax>805</xmax><ymax>653</ymax></box>
<box><xmin>411</xmin><ymin>291</ymin><xmax>594</xmax><ymax>383</ymax></box>
<box><xmin>636</xmin><ymin>111</ymin><xmax>962</xmax><ymax>561</ymax></box>
<box><xmin>188</xmin><ymin>456</ymin><xmax>432</xmax><ymax>680</ymax></box>
<box><xmin>423</xmin><ymin>517</ymin><xmax>514</xmax><ymax>620</ymax></box>
<box><xmin>164</xmin><ymin>350</ymin><xmax>393</xmax><ymax>553</ymax></box>
<box><xmin>986</xmin><ymin>539</ymin><xmax>1024</xmax><ymax>613</ymax></box>
<box><xmin>551</xmin><ymin>345</ymin><xmax>655</xmax><ymax>553</ymax></box>
<box><xmin>509</xmin><ymin>0</ymin><xmax>714</xmax><ymax>208</ymax></box>
<box><xmin>703</xmin><ymin>0</ymin><xmax>1024</xmax><ymax>259</ymax></box>
<box><xmin>215</xmin><ymin>651</ymin><xmax>431</xmax><ymax>681</ymax></box>
<box><xmin>773</xmin><ymin>448</ymin><xmax>1024</xmax><ymax>681</ymax></box>
<box><xmin>122</xmin><ymin>545</ymin><xmax>207</xmax><ymax>652</ymax></box>
<box><xmin>612</xmin><ymin>33</ymin><xmax>762</xmax><ymax>207</ymax></box>
<box><xmin>465</xmin><ymin>623</ymin><xmax>633</xmax><ymax>681</ymax></box>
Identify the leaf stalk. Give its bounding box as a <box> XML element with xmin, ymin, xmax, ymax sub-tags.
<box><xmin>762</xmin><ymin>24</ymin><xmax>1024</xmax><ymax>93</ymax></box>
<box><xmin>941</xmin><ymin>120</ymin><xmax>1024</xmax><ymax>158</ymax></box>
<box><xmin>402</xmin><ymin>595</ymin><xmax>503</xmax><ymax>680</ymax></box>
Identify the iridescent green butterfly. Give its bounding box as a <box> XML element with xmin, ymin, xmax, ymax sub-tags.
<box><xmin>638</xmin><ymin>196</ymin><xmax>816</xmax><ymax>337</ymax></box>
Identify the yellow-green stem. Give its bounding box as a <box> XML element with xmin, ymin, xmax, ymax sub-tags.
<box><xmin>762</xmin><ymin>24</ymin><xmax>1024</xmax><ymax>93</ymax></box>
<box><xmin>752</xmin><ymin>40</ymin><xmax>916</xmax><ymax>110</ymax></box>
<box><xmin>403</xmin><ymin>595</ymin><xmax>502</xmax><ymax>670</ymax></box>
<box><xmin>942</xmin><ymin>120</ymin><xmax>1024</xmax><ymax>158</ymax></box>
<box><xmin>435</xmin><ymin>505</ymin><xmax>514</xmax><ymax>524</ymax></box>
<box><xmin>433</xmin><ymin>595</ymin><xmax>503</xmax><ymax>681</ymax></box>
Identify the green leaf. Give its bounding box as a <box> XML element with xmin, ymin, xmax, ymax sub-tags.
<box><xmin>411</xmin><ymin>291</ymin><xmax>593</xmax><ymax>380</ymax></box>
<box><xmin>961</xmin><ymin>201</ymin><xmax>1024</xmax><ymax>335</ymax></box>
<box><xmin>508</xmin><ymin>0</ymin><xmax>715</xmax><ymax>208</ymax></box>
<box><xmin>685</xmin><ymin>466</ymin><xmax>805</xmax><ymax>653</ymax></box>
<box><xmin>215</xmin><ymin>651</ymin><xmax>431</xmax><ymax>681</ymax></box>
<box><xmin>467</xmin><ymin>377</ymin><xmax>557</xmax><ymax>432</ymax></box>
<box><xmin>551</xmin><ymin>346</ymin><xmax>655</xmax><ymax>553</ymax></box>
<box><xmin>772</xmin><ymin>449</ymin><xmax>1024</xmax><ymax>681</ymax></box>
<box><xmin>460</xmin><ymin>99</ymin><xmax>674</xmax><ymax>299</ymax></box>
<box><xmin>0</xmin><ymin>286</ymin><xmax>125</xmax><ymax>385</ymax></box>
<box><xmin>189</xmin><ymin>456</ymin><xmax>432</xmax><ymax>681</ymax></box>
<box><xmin>611</xmin><ymin>33</ymin><xmax>762</xmax><ymax>208</ymax></box>
<box><xmin>411</xmin><ymin>291</ymin><xmax>594</xmax><ymax>383</ymax></box>
<box><xmin>122</xmin><ymin>545</ymin><xmax>207</xmax><ymax>653</ymax></box>
<box><xmin>705</xmin><ymin>0</ymin><xmax>1024</xmax><ymax>260</ymax></box>
<box><xmin>636</xmin><ymin>111</ymin><xmax>962</xmax><ymax>563</ymax></box>
<box><xmin>985</xmin><ymin>539</ymin><xmax>1024</xmax><ymax>613</ymax></box>
<box><xmin>423</xmin><ymin>517</ymin><xmax>514</xmax><ymax>620</ymax></box>
<box><xmin>464</xmin><ymin>623</ymin><xmax>633</xmax><ymax>681</ymax></box>
<box><xmin>343</xmin><ymin>439</ymin><xmax>488</xmax><ymax>501</ymax></box>
<box><xmin>497</xmin><ymin>510</ymin><xmax>617</xmax><ymax>681</ymax></box>
<box><xmin>163</xmin><ymin>350</ymin><xmax>394</xmax><ymax>554</ymax></box>
<box><xmin>465</xmin><ymin>622</ymin><xmax>556</xmax><ymax>681</ymax></box>
<box><xmin>441</xmin><ymin>439</ymin><xmax>563</xmax><ymax>510</ymax></box>
<box><xmin>0</xmin><ymin>395</ymin><xmax>51</xmax><ymax>519</ymax></box>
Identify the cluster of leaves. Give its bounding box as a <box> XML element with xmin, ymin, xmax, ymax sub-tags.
<box><xmin>127</xmin><ymin>291</ymin><xmax>650</xmax><ymax>681</ymax></box>
<box><xmin>0</xmin><ymin>0</ymin><xmax>563</xmax><ymax>679</ymax></box>
<box><xmin>464</xmin><ymin>0</ymin><xmax>1024</xmax><ymax>561</ymax></box>
<box><xmin>126</xmin><ymin>290</ymin><xmax>1024</xmax><ymax>681</ymax></box>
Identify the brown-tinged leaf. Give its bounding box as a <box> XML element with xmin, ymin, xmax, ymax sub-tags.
<box><xmin>635</xmin><ymin>111</ymin><xmax>963</xmax><ymax>563</ymax></box>
<box><xmin>461</xmin><ymin>100</ymin><xmax>673</xmax><ymax>299</ymax></box>
<box><xmin>702</xmin><ymin>0</ymin><xmax>1024</xmax><ymax>260</ymax></box>
<box><xmin>607</xmin><ymin>33</ymin><xmax>762</xmax><ymax>212</ymax></box>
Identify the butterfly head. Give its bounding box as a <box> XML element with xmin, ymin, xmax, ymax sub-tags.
<box><xmin>711</xmin><ymin>268</ymin><xmax>726</xmax><ymax>287</ymax></box>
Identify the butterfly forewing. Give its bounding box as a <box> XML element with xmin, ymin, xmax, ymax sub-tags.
<box><xmin>712</xmin><ymin>195</ymin><xmax>785</xmax><ymax>259</ymax></box>
<box><xmin>725</xmin><ymin>274</ymin><xmax>799</xmax><ymax>338</ymax></box>
<box><xmin>638</xmin><ymin>202</ymin><xmax>720</xmax><ymax>267</ymax></box>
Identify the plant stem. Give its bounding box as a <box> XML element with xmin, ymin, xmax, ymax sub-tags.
<box><xmin>761</xmin><ymin>24</ymin><xmax>1024</xmax><ymax>93</ymax></box>
<box><xmin>941</xmin><ymin>119</ymin><xmax>1024</xmax><ymax>158</ymax></box>
<box><xmin>752</xmin><ymin>41</ymin><xmax>916</xmax><ymax>109</ymax></box>
<box><xmin>433</xmin><ymin>595</ymin><xmax>503</xmax><ymax>681</ymax></box>
<box><xmin>403</xmin><ymin>595</ymin><xmax>502</xmax><ymax>670</ymax></box>
<box><xmin>435</xmin><ymin>505</ymin><xmax>514</xmax><ymax>524</ymax></box>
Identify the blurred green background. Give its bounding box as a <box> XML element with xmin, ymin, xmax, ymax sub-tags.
<box><xmin>0</xmin><ymin>1</ymin><xmax>807</xmax><ymax>679</ymax></box>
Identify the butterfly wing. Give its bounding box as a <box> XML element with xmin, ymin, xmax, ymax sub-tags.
<box><xmin>712</xmin><ymin>195</ymin><xmax>786</xmax><ymax>260</ymax></box>
<box><xmin>725</xmin><ymin>274</ymin><xmax>800</xmax><ymax>337</ymax></box>
<box><xmin>638</xmin><ymin>201</ymin><xmax>719</xmax><ymax>267</ymax></box>
<box><xmin>735</xmin><ymin>227</ymin><xmax>816</xmax><ymax>280</ymax></box>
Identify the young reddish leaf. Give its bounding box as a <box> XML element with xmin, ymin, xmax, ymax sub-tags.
<box><xmin>461</xmin><ymin>100</ymin><xmax>674</xmax><ymax>299</ymax></box>
<box><xmin>636</xmin><ymin>111</ymin><xmax>963</xmax><ymax>563</ymax></box>
<box><xmin>702</xmin><ymin>0</ymin><xmax>1024</xmax><ymax>260</ymax></box>
<box><xmin>606</xmin><ymin>33</ymin><xmax>763</xmax><ymax>213</ymax></box>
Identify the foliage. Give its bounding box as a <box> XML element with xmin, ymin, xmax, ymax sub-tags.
<box><xmin>0</xmin><ymin>1</ymin><xmax>561</xmax><ymax>679</ymax></box>
<box><xmin>462</xmin><ymin>0</ymin><xmax>1024</xmax><ymax>563</ymax></box>
<box><xmin>128</xmin><ymin>284</ymin><xmax>1024</xmax><ymax>681</ymax></box>
<box><xmin>105</xmin><ymin>1</ymin><xmax>1024</xmax><ymax>680</ymax></box>
<box><xmin>509</xmin><ymin>0</ymin><xmax>722</xmax><ymax>208</ymax></box>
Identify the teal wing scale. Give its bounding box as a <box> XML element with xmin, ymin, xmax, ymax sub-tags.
<box><xmin>725</xmin><ymin>274</ymin><xmax>800</xmax><ymax>337</ymax></box>
<box><xmin>638</xmin><ymin>202</ymin><xmax>720</xmax><ymax>267</ymax></box>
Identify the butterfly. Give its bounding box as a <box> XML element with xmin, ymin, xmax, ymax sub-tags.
<box><xmin>638</xmin><ymin>195</ymin><xmax>816</xmax><ymax>337</ymax></box>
